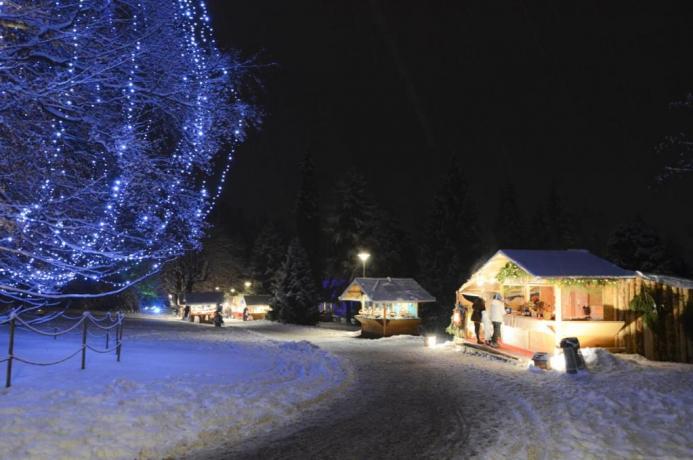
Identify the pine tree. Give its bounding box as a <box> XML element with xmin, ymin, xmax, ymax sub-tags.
<box><xmin>295</xmin><ymin>153</ymin><xmax>322</xmax><ymax>280</ymax></box>
<box><xmin>249</xmin><ymin>224</ymin><xmax>286</xmax><ymax>293</ymax></box>
<box><xmin>494</xmin><ymin>181</ymin><xmax>527</xmax><ymax>248</ymax></box>
<box><xmin>606</xmin><ymin>217</ymin><xmax>683</xmax><ymax>274</ymax></box>
<box><xmin>545</xmin><ymin>184</ymin><xmax>579</xmax><ymax>249</ymax></box>
<box><xmin>419</xmin><ymin>161</ymin><xmax>481</xmax><ymax>332</ymax></box>
<box><xmin>325</xmin><ymin>170</ymin><xmax>378</xmax><ymax>278</ymax></box>
<box><xmin>271</xmin><ymin>239</ymin><xmax>320</xmax><ymax>325</ymax></box>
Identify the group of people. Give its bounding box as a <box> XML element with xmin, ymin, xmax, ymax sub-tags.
<box><xmin>470</xmin><ymin>293</ymin><xmax>505</xmax><ymax>348</ymax></box>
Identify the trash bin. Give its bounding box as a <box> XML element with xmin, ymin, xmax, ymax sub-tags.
<box><xmin>560</xmin><ymin>337</ymin><xmax>585</xmax><ymax>374</ymax></box>
<box><xmin>532</xmin><ymin>352</ymin><xmax>550</xmax><ymax>370</ymax></box>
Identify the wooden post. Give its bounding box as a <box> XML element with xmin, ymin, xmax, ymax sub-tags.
<box><xmin>116</xmin><ymin>318</ymin><xmax>123</xmax><ymax>362</ymax></box>
<box><xmin>81</xmin><ymin>315</ymin><xmax>87</xmax><ymax>370</ymax></box>
<box><xmin>5</xmin><ymin>315</ymin><xmax>16</xmax><ymax>388</ymax></box>
<box><xmin>106</xmin><ymin>330</ymin><xmax>109</xmax><ymax>350</ymax></box>
<box><xmin>554</xmin><ymin>285</ymin><xmax>562</xmax><ymax>348</ymax></box>
<box><xmin>54</xmin><ymin>327</ymin><xmax>58</xmax><ymax>340</ymax></box>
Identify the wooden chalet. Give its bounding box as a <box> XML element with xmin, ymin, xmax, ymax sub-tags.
<box><xmin>226</xmin><ymin>294</ymin><xmax>272</xmax><ymax>320</ymax></box>
<box><xmin>339</xmin><ymin>277</ymin><xmax>435</xmax><ymax>338</ymax></box>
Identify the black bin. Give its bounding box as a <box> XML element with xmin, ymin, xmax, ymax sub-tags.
<box><xmin>560</xmin><ymin>337</ymin><xmax>585</xmax><ymax>374</ymax></box>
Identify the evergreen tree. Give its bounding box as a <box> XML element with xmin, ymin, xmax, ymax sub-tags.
<box><xmin>325</xmin><ymin>170</ymin><xmax>378</xmax><ymax>278</ymax></box>
<box><xmin>494</xmin><ymin>181</ymin><xmax>527</xmax><ymax>248</ymax></box>
<box><xmin>606</xmin><ymin>217</ymin><xmax>685</xmax><ymax>275</ymax></box>
<box><xmin>545</xmin><ymin>183</ymin><xmax>579</xmax><ymax>248</ymax></box>
<box><xmin>270</xmin><ymin>239</ymin><xmax>320</xmax><ymax>325</ymax></box>
<box><xmin>295</xmin><ymin>153</ymin><xmax>322</xmax><ymax>280</ymax></box>
<box><xmin>527</xmin><ymin>208</ymin><xmax>550</xmax><ymax>249</ymax></box>
<box><xmin>249</xmin><ymin>224</ymin><xmax>286</xmax><ymax>293</ymax></box>
<box><xmin>419</xmin><ymin>161</ymin><xmax>481</xmax><ymax>332</ymax></box>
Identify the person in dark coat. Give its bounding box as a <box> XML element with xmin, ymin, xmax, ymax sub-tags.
<box><xmin>182</xmin><ymin>304</ymin><xmax>191</xmax><ymax>321</ymax></box>
<box><xmin>470</xmin><ymin>296</ymin><xmax>486</xmax><ymax>344</ymax></box>
<box><xmin>242</xmin><ymin>307</ymin><xmax>250</xmax><ymax>321</ymax></box>
<box><xmin>213</xmin><ymin>305</ymin><xmax>224</xmax><ymax>327</ymax></box>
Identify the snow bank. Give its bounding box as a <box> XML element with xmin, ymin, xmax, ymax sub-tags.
<box><xmin>0</xmin><ymin>317</ymin><xmax>347</xmax><ymax>459</ymax></box>
<box><xmin>459</xmin><ymin>346</ymin><xmax>693</xmax><ymax>459</ymax></box>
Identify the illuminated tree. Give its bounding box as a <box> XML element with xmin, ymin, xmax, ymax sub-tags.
<box><xmin>0</xmin><ymin>1</ymin><xmax>252</xmax><ymax>306</ymax></box>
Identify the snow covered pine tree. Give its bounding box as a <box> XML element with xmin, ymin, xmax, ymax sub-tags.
<box><xmin>271</xmin><ymin>239</ymin><xmax>320</xmax><ymax>325</ymax></box>
<box><xmin>0</xmin><ymin>1</ymin><xmax>252</xmax><ymax>307</ymax></box>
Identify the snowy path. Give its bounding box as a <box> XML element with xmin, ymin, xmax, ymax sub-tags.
<box><xmin>190</xmin><ymin>321</ymin><xmax>693</xmax><ymax>460</ymax></box>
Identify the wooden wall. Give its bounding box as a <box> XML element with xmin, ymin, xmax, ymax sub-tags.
<box><xmin>603</xmin><ymin>278</ymin><xmax>693</xmax><ymax>363</ymax></box>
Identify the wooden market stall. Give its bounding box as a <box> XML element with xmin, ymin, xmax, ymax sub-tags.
<box><xmin>339</xmin><ymin>277</ymin><xmax>435</xmax><ymax>338</ymax></box>
<box><xmin>456</xmin><ymin>250</ymin><xmax>633</xmax><ymax>353</ymax></box>
<box><xmin>182</xmin><ymin>292</ymin><xmax>225</xmax><ymax>323</ymax></box>
<box><xmin>226</xmin><ymin>294</ymin><xmax>272</xmax><ymax>320</ymax></box>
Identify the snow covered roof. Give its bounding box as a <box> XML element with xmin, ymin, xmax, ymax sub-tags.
<box><xmin>637</xmin><ymin>272</ymin><xmax>693</xmax><ymax>290</ymax></box>
<box><xmin>243</xmin><ymin>295</ymin><xmax>272</xmax><ymax>306</ymax></box>
<box><xmin>183</xmin><ymin>292</ymin><xmax>225</xmax><ymax>305</ymax></box>
<box><xmin>339</xmin><ymin>278</ymin><xmax>436</xmax><ymax>303</ymax></box>
<box><xmin>495</xmin><ymin>249</ymin><xmax>634</xmax><ymax>278</ymax></box>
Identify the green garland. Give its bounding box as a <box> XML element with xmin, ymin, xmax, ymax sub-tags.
<box><xmin>548</xmin><ymin>278</ymin><xmax>618</xmax><ymax>287</ymax></box>
<box><xmin>495</xmin><ymin>262</ymin><xmax>530</xmax><ymax>284</ymax></box>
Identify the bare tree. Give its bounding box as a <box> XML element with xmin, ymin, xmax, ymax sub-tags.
<box><xmin>0</xmin><ymin>1</ymin><xmax>253</xmax><ymax>307</ymax></box>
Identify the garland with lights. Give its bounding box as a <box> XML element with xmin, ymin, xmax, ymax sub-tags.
<box><xmin>0</xmin><ymin>0</ymin><xmax>253</xmax><ymax>306</ymax></box>
<box><xmin>495</xmin><ymin>262</ymin><xmax>530</xmax><ymax>284</ymax></box>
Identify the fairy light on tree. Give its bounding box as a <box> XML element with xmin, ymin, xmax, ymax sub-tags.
<box><xmin>0</xmin><ymin>0</ymin><xmax>254</xmax><ymax>306</ymax></box>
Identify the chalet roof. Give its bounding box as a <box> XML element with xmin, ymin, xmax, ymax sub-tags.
<box><xmin>243</xmin><ymin>295</ymin><xmax>272</xmax><ymax>306</ymax></box>
<box><xmin>638</xmin><ymin>272</ymin><xmax>693</xmax><ymax>289</ymax></box>
<box><xmin>183</xmin><ymin>292</ymin><xmax>225</xmax><ymax>305</ymax></box>
<box><xmin>496</xmin><ymin>249</ymin><xmax>634</xmax><ymax>278</ymax></box>
<box><xmin>339</xmin><ymin>277</ymin><xmax>436</xmax><ymax>303</ymax></box>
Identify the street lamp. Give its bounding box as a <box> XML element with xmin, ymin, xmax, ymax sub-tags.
<box><xmin>244</xmin><ymin>281</ymin><xmax>252</xmax><ymax>290</ymax></box>
<box><xmin>230</xmin><ymin>288</ymin><xmax>236</xmax><ymax>294</ymax></box>
<box><xmin>357</xmin><ymin>252</ymin><xmax>370</xmax><ymax>278</ymax></box>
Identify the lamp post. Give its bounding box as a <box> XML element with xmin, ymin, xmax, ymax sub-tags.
<box><xmin>244</xmin><ymin>281</ymin><xmax>252</xmax><ymax>292</ymax></box>
<box><xmin>357</xmin><ymin>252</ymin><xmax>370</xmax><ymax>278</ymax></box>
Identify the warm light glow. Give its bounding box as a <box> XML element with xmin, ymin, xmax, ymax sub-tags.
<box><xmin>426</xmin><ymin>335</ymin><xmax>437</xmax><ymax>347</ymax></box>
<box><xmin>357</xmin><ymin>252</ymin><xmax>371</xmax><ymax>262</ymax></box>
<box><xmin>244</xmin><ymin>281</ymin><xmax>252</xmax><ymax>288</ymax></box>
<box><xmin>230</xmin><ymin>288</ymin><xmax>236</xmax><ymax>293</ymax></box>
<box><xmin>214</xmin><ymin>286</ymin><xmax>220</xmax><ymax>291</ymax></box>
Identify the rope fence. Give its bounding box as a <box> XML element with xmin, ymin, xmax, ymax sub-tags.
<box><xmin>1</xmin><ymin>309</ymin><xmax>124</xmax><ymax>388</ymax></box>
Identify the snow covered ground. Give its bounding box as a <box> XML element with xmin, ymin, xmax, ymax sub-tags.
<box><xmin>0</xmin><ymin>315</ymin><xmax>348</xmax><ymax>459</ymax></box>
<box><xmin>203</xmin><ymin>321</ymin><xmax>693</xmax><ymax>460</ymax></box>
<box><xmin>1</xmin><ymin>316</ymin><xmax>691</xmax><ymax>459</ymax></box>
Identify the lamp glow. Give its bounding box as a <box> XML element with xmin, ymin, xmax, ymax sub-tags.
<box><xmin>357</xmin><ymin>252</ymin><xmax>371</xmax><ymax>277</ymax></box>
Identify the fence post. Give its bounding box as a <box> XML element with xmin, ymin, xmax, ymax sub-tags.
<box><xmin>5</xmin><ymin>314</ymin><xmax>16</xmax><ymax>388</ymax></box>
<box><xmin>116</xmin><ymin>315</ymin><xmax>123</xmax><ymax>362</ymax></box>
<box><xmin>54</xmin><ymin>327</ymin><xmax>58</xmax><ymax>340</ymax></box>
<box><xmin>81</xmin><ymin>313</ymin><xmax>88</xmax><ymax>370</ymax></box>
<box><xmin>106</xmin><ymin>330</ymin><xmax>109</xmax><ymax>350</ymax></box>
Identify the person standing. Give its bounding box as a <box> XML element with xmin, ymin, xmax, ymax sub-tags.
<box><xmin>490</xmin><ymin>293</ymin><xmax>505</xmax><ymax>347</ymax></box>
<box><xmin>470</xmin><ymin>296</ymin><xmax>485</xmax><ymax>344</ymax></box>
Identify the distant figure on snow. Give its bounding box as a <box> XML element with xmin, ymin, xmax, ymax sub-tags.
<box><xmin>214</xmin><ymin>305</ymin><xmax>224</xmax><ymax>327</ymax></box>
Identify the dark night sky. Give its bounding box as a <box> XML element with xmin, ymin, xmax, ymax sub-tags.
<box><xmin>209</xmin><ymin>1</ymin><xmax>693</xmax><ymax>253</ymax></box>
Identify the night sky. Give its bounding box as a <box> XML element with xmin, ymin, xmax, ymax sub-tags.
<box><xmin>209</xmin><ymin>1</ymin><xmax>693</xmax><ymax>254</ymax></box>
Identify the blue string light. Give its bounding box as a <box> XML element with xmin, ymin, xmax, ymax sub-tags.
<box><xmin>0</xmin><ymin>0</ymin><xmax>249</xmax><ymax>303</ymax></box>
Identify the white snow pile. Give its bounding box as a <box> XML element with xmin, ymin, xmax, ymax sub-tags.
<box><xmin>0</xmin><ymin>317</ymin><xmax>348</xmax><ymax>459</ymax></box>
<box><xmin>456</xmin><ymin>346</ymin><xmax>693</xmax><ymax>459</ymax></box>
